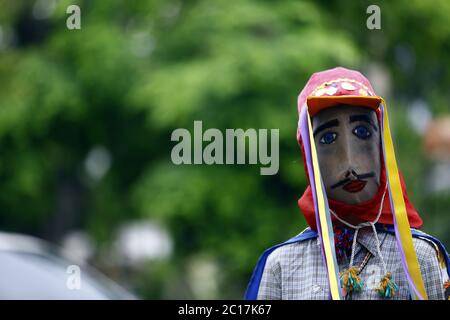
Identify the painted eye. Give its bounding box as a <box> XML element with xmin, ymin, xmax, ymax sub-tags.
<box><xmin>319</xmin><ymin>132</ymin><xmax>337</xmax><ymax>144</ymax></box>
<box><xmin>353</xmin><ymin>125</ymin><xmax>371</xmax><ymax>139</ymax></box>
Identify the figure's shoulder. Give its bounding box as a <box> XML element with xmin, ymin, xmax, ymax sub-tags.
<box><xmin>412</xmin><ymin>233</ymin><xmax>442</xmax><ymax>260</ymax></box>
<box><xmin>411</xmin><ymin>229</ymin><xmax>449</xmax><ymax>264</ymax></box>
<box><xmin>266</xmin><ymin>228</ymin><xmax>318</xmax><ymax>265</ymax></box>
<box><xmin>381</xmin><ymin>227</ymin><xmax>449</xmax><ymax>270</ymax></box>
<box><xmin>267</xmin><ymin>237</ymin><xmax>314</xmax><ymax>259</ymax></box>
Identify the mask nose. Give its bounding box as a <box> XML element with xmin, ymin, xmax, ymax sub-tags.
<box><xmin>336</xmin><ymin>130</ymin><xmax>361</xmax><ymax>181</ymax></box>
<box><xmin>344</xmin><ymin>168</ymin><xmax>358</xmax><ymax>181</ymax></box>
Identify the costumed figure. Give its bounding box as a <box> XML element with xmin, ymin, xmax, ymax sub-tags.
<box><xmin>245</xmin><ymin>67</ymin><xmax>450</xmax><ymax>300</ymax></box>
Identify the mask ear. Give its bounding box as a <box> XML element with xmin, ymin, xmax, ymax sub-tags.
<box><xmin>380</xmin><ymin>100</ymin><xmax>428</xmax><ymax>300</ymax></box>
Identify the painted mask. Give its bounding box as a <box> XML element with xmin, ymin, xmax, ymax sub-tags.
<box><xmin>312</xmin><ymin>105</ymin><xmax>381</xmax><ymax>205</ymax></box>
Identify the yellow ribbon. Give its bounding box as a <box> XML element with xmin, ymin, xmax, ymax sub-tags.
<box><xmin>306</xmin><ymin>110</ymin><xmax>342</xmax><ymax>300</ymax></box>
<box><xmin>381</xmin><ymin>98</ymin><xmax>428</xmax><ymax>300</ymax></box>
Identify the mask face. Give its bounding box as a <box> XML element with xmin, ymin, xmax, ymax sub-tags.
<box><xmin>312</xmin><ymin>105</ymin><xmax>381</xmax><ymax>205</ymax></box>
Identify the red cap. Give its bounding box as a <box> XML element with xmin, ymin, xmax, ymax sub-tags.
<box><xmin>297</xmin><ymin>67</ymin><xmax>382</xmax><ymax>117</ymax></box>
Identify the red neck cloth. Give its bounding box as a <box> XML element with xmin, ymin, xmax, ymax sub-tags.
<box><xmin>298</xmin><ymin>158</ymin><xmax>423</xmax><ymax>231</ymax></box>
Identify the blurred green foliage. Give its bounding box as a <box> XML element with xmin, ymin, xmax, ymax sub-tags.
<box><xmin>0</xmin><ymin>0</ymin><xmax>449</xmax><ymax>298</ymax></box>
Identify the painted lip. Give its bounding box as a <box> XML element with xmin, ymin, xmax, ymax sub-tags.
<box><xmin>342</xmin><ymin>180</ymin><xmax>367</xmax><ymax>193</ymax></box>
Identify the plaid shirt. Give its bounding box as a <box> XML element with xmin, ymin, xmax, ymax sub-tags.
<box><xmin>257</xmin><ymin>227</ymin><xmax>446</xmax><ymax>300</ymax></box>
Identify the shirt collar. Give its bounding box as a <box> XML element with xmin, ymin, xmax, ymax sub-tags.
<box><xmin>355</xmin><ymin>226</ymin><xmax>388</xmax><ymax>257</ymax></box>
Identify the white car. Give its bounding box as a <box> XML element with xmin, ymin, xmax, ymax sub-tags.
<box><xmin>0</xmin><ymin>232</ymin><xmax>136</xmax><ymax>300</ymax></box>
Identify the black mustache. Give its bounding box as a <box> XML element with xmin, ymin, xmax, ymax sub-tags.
<box><xmin>330</xmin><ymin>172</ymin><xmax>375</xmax><ymax>189</ymax></box>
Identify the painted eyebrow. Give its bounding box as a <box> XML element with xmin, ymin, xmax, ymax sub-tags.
<box><xmin>349</xmin><ymin>114</ymin><xmax>378</xmax><ymax>131</ymax></box>
<box><xmin>313</xmin><ymin>119</ymin><xmax>339</xmax><ymax>137</ymax></box>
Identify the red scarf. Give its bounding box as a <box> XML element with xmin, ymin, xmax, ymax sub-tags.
<box><xmin>298</xmin><ymin>161</ymin><xmax>423</xmax><ymax>231</ymax></box>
